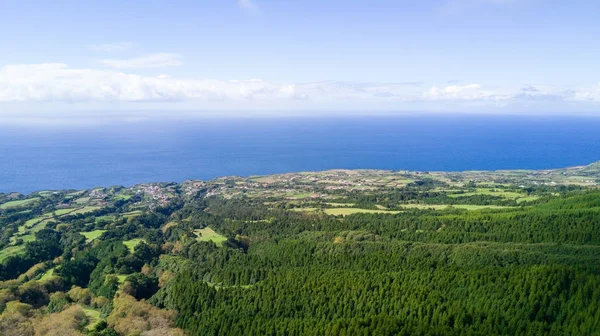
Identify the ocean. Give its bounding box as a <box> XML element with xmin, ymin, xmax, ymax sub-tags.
<box><xmin>2</xmin><ymin>114</ymin><xmax>600</xmax><ymax>194</ymax></box>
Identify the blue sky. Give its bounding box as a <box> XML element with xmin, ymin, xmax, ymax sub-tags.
<box><xmin>1</xmin><ymin>0</ymin><xmax>600</xmax><ymax>120</ymax></box>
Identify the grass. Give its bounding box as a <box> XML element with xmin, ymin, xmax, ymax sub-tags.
<box><xmin>0</xmin><ymin>198</ymin><xmax>39</xmax><ymax>209</ymax></box>
<box><xmin>288</xmin><ymin>192</ymin><xmax>313</xmax><ymax>199</ymax></box>
<box><xmin>82</xmin><ymin>230</ymin><xmax>106</xmax><ymax>242</ymax></box>
<box><xmin>447</xmin><ymin>188</ymin><xmax>525</xmax><ymax>200</ymax></box>
<box><xmin>123</xmin><ymin>210</ymin><xmax>143</xmax><ymax>218</ymax></box>
<box><xmin>123</xmin><ymin>238</ymin><xmax>144</xmax><ymax>252</ymax></box>
<box><xmin>74</xmin><ymin>197</ymin><xmax>90</xmax><ymax>205</ymax></box>
<box><xmin>194</xmin><ymin>227</ymin><xmax>228</xmax><ymax>246</ymax></box>
<box><xmin>325</xmin><ymin>202</ymin><xmax>356</xmax><ymax>207</ymax></box>
<box><xmin>0</xmin><ymin>245</ymin><xmax>26</xmax><ymax>262</ymax></box>
<box><xmin>25</xmin><ymin>215</ymin><xmax>51</xmax><ymax>227</ymax></box>
<box><xmin>54</xmin><ymin>208</ymin><xmax>75</xmax><ymax>216</ymax></box>
<box><xmin>81</xmin><ymin>307</ymin><xmax>102</xmax><ymax>331</ymax></box>
<box><xmin>40</xmin><ymin>267</ymin><xmax>57</xmax><ymax>281</ymax></box>
<box><xmin>114</xmin><ymin>194</ymin><xmax>132</xmax><ymax>200</ymax></box>
<box><xmin>69</xmin><ymin>206</ymin><xmax>102</xmax><ymax>215</ymax></box>
<box><xmin>516</xmin><ymin>196</ymin><xmax>540</xmax><ymax>203</ymax></box>
<box><xmin>289</xmin><ymin>207</ymin><xmax>319</xmax><ymax>212</ymax></box>
<box><xmin>324</xmin><ymin>208</ymin><xmax>402</xmax><ymax>216</ymax></box>
<box><xmin>399</xmin><ymin>204</ymin><xmax>511</xmax><ymax>210</ymax></box>
<box><xmin>95</xmin><ymin>215</ymin><xmax>115</xmax><ymax>223</ymax></box>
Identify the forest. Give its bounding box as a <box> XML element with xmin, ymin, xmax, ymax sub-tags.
<box><xmin>0</xmin><ymin>168</ymin><xmax>599</xmax><ymax>335</ymax></box>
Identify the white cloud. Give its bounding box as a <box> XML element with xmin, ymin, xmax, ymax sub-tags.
<box><xmin>423</xmin><ymin>84</ymin><xmax>505</xmax><ymax>101</ymax></box>
<box><xmin>0</xmin><ymin>63</ymin><xmax>298</xmax><ymax>103</ymax></box>
<box><xmin>99</xmin><ymin>53</ymin><xmax>182</xmax><ymax>69</ymax></box>
<box><xmin>0</xmin><ymin>62</ymin><xmax>598</xmax><ymax>113</ymax></box>
<box><xmin>88</xmin><ymin>42</ymin><xmax>135</xmax><ymax>52</ymax></box>
<box><xmin>238</xmin><ymin>0</ymin><xmax>260</xmax><ymax>15</ymax></box>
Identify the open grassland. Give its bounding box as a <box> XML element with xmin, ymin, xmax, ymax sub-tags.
<box><xmin>40</xmin><ymin>267</ymin><xmax>57</xmax><ymax>281</ymax></box>
<box><xmin>115</xmin><ymin>274</ymin><xmax>128</xmax><ymax>283</ymax></box>
<box><xmin>399</xmin><ymin>204</ymin><xmax>512</xmax><ymax>210</ymax></box>
<box><xmin>194</xmin><ymin>227</ymin><xmax>227</xmax><ymax>246</ymax></box>
<box><xmin>123</xmin><ymin>210</ymin><xmax>143</xmax><ymax>218</ymax></box>
<box><xmin>324</xmin><ymin>202</ymin><xmax>356</xmax><ymax>207</ymax></box>
<box><xmin>0</xmin><ymin>198</ymin><xmax>39</xmax><ymax>209</ymax></box>
<box><xmin>324</xmin><ymin>208</ymin><xmax>402</xmax><ymax>216</ymax></box>
<box><xmin>123</xmin><ymin>238</ymin><xmax>144</xmax><ymax>252</ymax></box>
<box><xmin>0</xmin><ymin>245</ymin><xmax>26</xmax><ymax>262</ymax></box>
<box><xmin>82</xmin><ymin>230</ymin><xmax>106</xmax><ymax>242</ymax></box>
<box><xmin>95</xmin><ymin>215</ymin><xmax>115</xmax><ymax>223</ymax></box>
<box><xmin>447</xmin><ymin>188</ymin><xmax>531</xmax><ymax>200</ymax></box>
<box><xmin>69</xmin><ymin>206</ymin><xmax>102</xmax><ymax>215</ymax></box>
<box><xmin>54</xmin><ymin>208</ymin><xmax>76</xmax><ymax>216</ymax></box>
<box><xmin>114</xmin><ymin>194</ymin><xmax>132</xmax><ymax>200</ymax></box>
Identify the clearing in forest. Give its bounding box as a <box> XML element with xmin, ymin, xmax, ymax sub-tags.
<box><xmin>82</xmin><ymin>230</ymin><xmax>106</xmax><ymax>242</ymax></box>
<box><xmin>123</xmin><ymin>238</ymin><xmax>144</xmax><ymax>252</ymax></box>
<box><xmin>194</xmin><ymin>227</ymin><xmax>227</xmax><ymax>246</ymax></box>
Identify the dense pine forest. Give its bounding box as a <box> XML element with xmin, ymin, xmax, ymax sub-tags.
<box><xmin>0</xmin><ymin>167</ymin><xmax>599</xmax><ymax>335</ymax></box>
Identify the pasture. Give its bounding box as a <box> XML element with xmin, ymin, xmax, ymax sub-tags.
<box><xmin>324</xmin><ymin>208</ymin><xmax>402</xmax><ymax>216</ymax></box>
<box><xmin>194</xmin><ymin>227</ymin><xmax>228</xmax><ymax>246</ymax></box>
<box><xmin>82</xmin><ymin>230</ymin><xmax>106</xmax><ymax>242</ymax></box>
<box><xmin>0</xmin><ymin>245</ymin><xmax>26</xmax><ymax>262</ymax></box>
<box><xmin>0</xmin><ymin>198</ymin><xmax>39</xmax><ymax>209</ymax></box>
<box><xmin>399</xmin><ymin>204</ymin><xmax>511</xmax><ymax>210</ymax></box>
<box><xmin>123</xmin><ymin>238</ymin><xmax>144</xmax><ymax>252</ymax></box>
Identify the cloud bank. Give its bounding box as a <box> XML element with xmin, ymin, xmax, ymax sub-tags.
<box><xmin>0</xmin><ymin>62</ymin><xmax>599</xmax><ymax>114</ymax></box>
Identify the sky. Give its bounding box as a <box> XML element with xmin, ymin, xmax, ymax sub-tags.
<box><xmin>1</xmin><ymin>0</ymin><xmax>600</xmax><ymax>121</ymax></box>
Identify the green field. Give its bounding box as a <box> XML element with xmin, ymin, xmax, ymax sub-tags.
<box><xmin>194</xmin><ymin>227</ymin><xmax>228</xmax><ymax>246</ymax></box>
<box><xmin>95</xmin><ymin>215</ymin><xmax>115</xmax><ymax>223</ymax></box>
<box><xmin>324</xmin><ymin>202</ymin><xmax>356</xmax><ymax>207</ymax></box>
<box><xmin>69</xmin><ymin>206</ymin><xmax>102</xmax><ymax>215</ymax></box>
<box><xmin>54</xmin><ymin>208</ymin><xmax>75</xmax><ymax>216</ymax></box>
<box><xmin>81</xmin><ymin>307</ymin><xmax>102</xmax><ymax>330</ymax></box>
<box><xmin>114</xmin><ymin>194</ymin><xmax>132</xmax><ymax>200</ymax></box>
<box><xmin>324</xmin><ymin>208</ymin><xmax>402</xmax><ymax>216</ymax></box>
<box><xmin>400</xmin><ymin>204</ymin><xmax>511</xmax><ymax>210</ymax></box>
<box><xmin>0</xmin><ymin>245</ymin><xmax>26</xmax><ymax>262</ymax></box>
<box><xmin>82</xmin><ymin>230</ymin><xmax>106</xmax><ymax>242</ymax></box>
<box><xmin>123</xmin><ymin>238</ymin><xmax>144</xmax><ymax>252</ymax></box>
<box><xmin>123</xmin><ymin>210</ymin><xmax>143</xmax><ymax>218</ymax></box>
<box><xmin>0</xmin><ymin>198</ymin><xmax>39</xmax><ymax>209</ymax></box>
<box><xmin>116</xmin><ymin>274</ymin><xmax>128</xmax><ymax>283</ymax></box>
<box><xmin>40</xmin><ymin>267</ymin><xmax>57</xmax><ymax>281</ymax></box>
<box><xmin>447</xmin><ymin>188</ymin><xmax>527</xmax><ymax>200</ymax></box>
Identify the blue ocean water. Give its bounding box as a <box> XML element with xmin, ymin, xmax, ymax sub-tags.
<box><xmin>1</xmin><ymin>115</ymin><xmax>600</xmax><ymax>194</ymax></box>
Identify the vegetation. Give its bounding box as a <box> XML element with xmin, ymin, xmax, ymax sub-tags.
<box><xmin>0</xmin><ymin>164</ymin><xmax>599</xmax><ymax>335</ymax></box>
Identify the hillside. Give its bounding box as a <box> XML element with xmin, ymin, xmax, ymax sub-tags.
<box><xmin>0</xmin><ymin>163</ymin><xmax>599</xmax><ymax>335</ymax></box>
